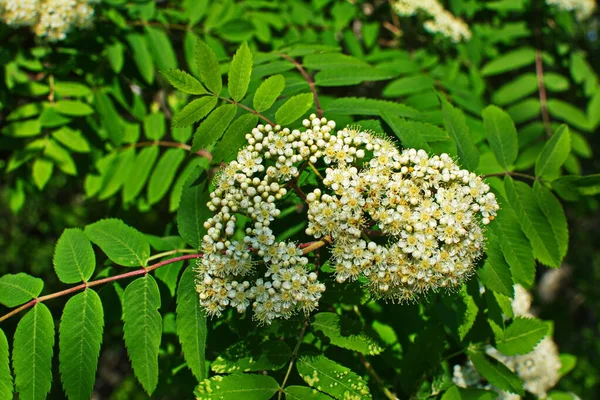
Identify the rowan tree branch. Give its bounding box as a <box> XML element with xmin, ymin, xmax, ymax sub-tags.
<box><xmin>278</xmin><ymin>52</ymin><xmax>323</xmax><ymax>118</ymax></box>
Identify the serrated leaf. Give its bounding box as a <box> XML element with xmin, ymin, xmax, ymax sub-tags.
<box><xmin>94</xmin><ymin>91</ymin><xmax>123</xmax><ymax>146</ymax></box>
<box><xmin>212</xmin><ymin>114</ymin><xmax>258</xmax><ymax>162</ymax></box>
<box><xmin>177</xmin><ymin>167</ymin><xmax>211</xmax><ymax>249</ymax></box>
<box><xmin>52</xmin><ymin>126</ymin><xmax>90</xmax><ymax>153</ymax></box>
<box><xmin>535</xmin><ymin>125</ymin><xmax>570</xmax><ymax>179</ymax></box>
<box><xmin>381</xmin><ymin>113</ymin><xmax>453</xmax><ymax>153</ymax></box>
<box><xmin>53</xmin><ymin>228</ymin><xmax>96</xmax><ymax>283</ymax></box>
<box><xmin>315</xmin><ymin>67</ymin><xmax>394</xmax><ymax>87</ymax></box>
<box><xmin>253</xmin><ymin>75</ymin><xmax>285</xmax><ymax>112</ymax></box>
<box><xmin>275</xmin><ymin>93</ymin><xmax>314</xmax><ymax>125</ymax></box>
<box><xmin>468</xmin><ymin>352</ymin><xmax>524</xmax><ymax>395</ymax></box>
<box><xmin>0</xmin><ymin>329</ymin><xmax>12</xmax><ymax>400</ymax></box>
<box><xmin>440</xmin><ymin>95</ymin><xmax>479</xmax><ymax>170</ymax></box>
<box><xmin>191</xmin><ymin>104</ymin><xmax>237</xmax><ymax>153</ymax></box>
<box><xmin>325</xmin><ymin>97</ymin><xmax>423</xmax><ymax>120</ymax></box>
<box><xmin>143</xmin><ymin>112</ymin><xmax>166</xmax><ymax>140</ymax></box>
<box><xmin>84</xmin><ymin>219</ymin><xmax>151</xmax><ymax>267</ymax></box>
<box><xmin>285</xmin><ymin>386</ymin><xmax>333</xmax><ymax>399</ymax></box>
<box><xmin>228</xmin><ymin>42</ymin><xmax>253</xmax><ymax>102</ymax></box>
<box><xmin>176</xmin><ymin>266</ymin><xmax>207</xmax><ymax>380</ymax></box>
<box><xmin>172</xmin><ymin>96</ymin><xmax>218</xmax><ymax>128</ymax></box>
<box><xmin>54</xmin><ymin>81</ymin><xmax>92</xmax><ymax>97</ymax></box>
<box><xmin>147</xmin><ymin>148</ymin><xmax>186</xmax><ymax>205</ymax></box>
<box><xmin>212</xmin><ymin>340</ymin><xmax>291</xmax><ymax>374</ymax></box>
<box><xmin>478</xmin><ymin>229</ymin><xmax>513</xmax><ymax>297</ymax></box>
<box><xmin>32</xmin><ymin>158</ymin><xmax>53</xmax><ymax>190</ymax></box>
<box><xmin>160</xmin><ymin>69</ymin><xmax>207</xmax><ymax>95</ymax></box>
<box><xmin>126</xmin><ymin>33</ymin><xmax>154</xmax><ymax>84</ymax></box>
<box><xmin>312</xmin><ymin>312</ymin><xmax>383</xmax><ymax>355</ymax></box>
<box><xmin>491</xmin><ymin>206</ymin><xmax>535</xmax><ymax>287</ymax></box>
<box><xmin>534</xmin><ymin>182</ymin><xmax>568</xmax><ymax>261</ymax></box>
<box><xmin>0</xmin><ymin>273</ymin><xmax>44</xmax><ymax>307</ymax></box>
<box><xmin>496</xmin><ymin>317</ymin><xmax>548</xmax><ymax>356</ymax></box>
<box><xmin>547</xmin><ymin>99</ymin><xmax>591</xmax><ymax>132</ymax></box>
<box><xmin>482</xmin><ymin>105</ymin><xmax>518</xmax><ymax>169</ymax></box>
<box><xmin>59</xmin><ymin>289</ymin><xmax>104</xmax><ymax>400</ymax></box>
<box><xmin>481</xmin><ymin>47</ymin><xmax>536</xmax><ymax>76</ymax></box>
<box><xmin>123</xmin><ymin>275</ymin><xmax>162</xmax><ymax>395</ymax></box>
<box><xmin>123</xmin><ymin>146</ymin><xmax>159</xmax><ymax>203</ymax></box>
<box><xmin>492</xmin><ymin>73</ymin><xmax>537</xmax><ymax>106</ymax></box>
<box><xmin>195</xmin><ymin>40</ymin><xmax>222</xmax><ymax>95</ymax></box>
<box><xmin>195</xmin><ymin>373</ymin><xmax>280</xmax><ymax>399</ymax></box>
<box><xmin>169</xmin><ymin>157</ymin><xmax>210</xmax><ymax>212</ymax></box>
<box><xmin>13</xmin><ymin>304</ymin><xmax>55</xmax><ymax>400</ymax></box>
<box><xmin>504</xmin><ymin>177</ymin><xmax>561</xmax><ymax>267</ymax></box>
<box><xmin>297</xmin><ymin>355</ymin><xmax>372</xmax><ymax>400</ymax></box>
<box><xmin>145</xmin><ymin>26</ymin><xmax>177</xmax><ymax>71</ymax></box>
<box><xmin>552</xmin><ymin>174</ymin><xmax>600</xmax><ymax>200</ymax></box>
<box><xmin>383</xmin><ymin>75</ymin><xmax>435</xmax><ymax>97</ymax></box>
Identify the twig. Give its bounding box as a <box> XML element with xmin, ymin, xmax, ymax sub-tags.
<box><xmin>301</xmin><ymin>237</ymin><xmax>331</xmax><ymax>254</ymax></box>
<box><xmin>288</xmin><ymin>181</ymin><xmax>307</xmax><ymax>201</ymax></box>
<box><xmin>535</xmin><ymin>50</ymin><xmax>552</xmax><ymax>138</ymax></box>
<box><xmin>0</xmin><ymin>254</ymin><xmax>203</xmax><ymax>324</ymax></box>
<box><xmin>123</xmin><ymin>141</ymin><xmax>213</xmax><ymax>161</ymax></box>
<box><xmin>278</xmin><ymin>317</ymin><xmax>311</xmax><ymax>399</ymax></box>
<box><xmin>277</xmin><ymin>52</ymin><xmax>323</xmax><ymax>118</ymax></box>
<box><xmin>146</xmin><ymin>248</ymin><xmax>199</xmax><ymax>262</ymax></box>
<box><xmin>358</xmin><ymin>352</ymin><xmax>399</xmax><ymax>400</ymax></box>
<box><xmin>220</xmin><ymin>97</ymin><xmax>276</xmax><ymax>126</ymax></box>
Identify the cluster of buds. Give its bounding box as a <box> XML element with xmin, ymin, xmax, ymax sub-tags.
<box><xmin>453</xmin><ymin>285</ymin><xmax>562</xmax><ymax>398</ymax></box>
<box><xmin>392</xmin><ymin>0</ymin><xmax>472</xmax><ymax>42</ymax></box>
<box><xmin>0</xmin><ymin>0</ymin><xmax>98</xmax><ymax>41</ymax></box>
<box><xmin>196</xmin><ymin>115</ymin><xmax>498</xmax><ymax>323</ymax></box>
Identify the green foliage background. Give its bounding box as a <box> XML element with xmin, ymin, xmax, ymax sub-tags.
<box><xmin>0</xmin><ymin>0</ymin><xmax>599</xmax><ymax>399</ymax></box>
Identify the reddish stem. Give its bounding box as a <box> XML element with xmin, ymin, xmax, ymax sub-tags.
<box><xmin>129</xmin><ymin>141</ymin><xmax>213</xmax><ymax>161</ymax></box>
<box><xmin>535</xmin><ymin>51</ymin><xmax>552</xmax><ymax>138</ymax></box>
<box><xmin>278</xmin><ymin>52</ymin><xmax>323</xmax><ymax>118</ymax></box>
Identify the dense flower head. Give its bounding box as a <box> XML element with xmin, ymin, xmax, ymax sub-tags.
<box><xmin>0</xmin><ymin>0</ymin><xmax>98</xmax><ymax>41</ymax></box>
<box><xmin>453</xmin><ymin>285</ymin><xmax>561</xmax><ymax>398</ymax></box>
<box><xmin>196</xmin><ymin>115</ymin><xmax>498</xmax><ymax>324</ymax></box>
<box><xmin>546</xmin><ymin>0</ymin><xmax>596</xmax><ymax>21</ymax></box>
<box><xmin>392</xmin><ymin>0</ymin><xmax>471</xmax><ymax>42</ymax></box>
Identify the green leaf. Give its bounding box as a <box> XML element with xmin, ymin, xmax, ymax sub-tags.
<box><xmin>169</xmin><ymin>158</ymin><xmax>210</xmax><ymax>212</ymax></box>
<box><xmin>84</xmin><ymin>219</ymin><xmax>151</xmax><ymax>267</ymax></box>
<box><xmin>481</xmin><ymin>47</ymin><xmax>536</xmax><ymax>76</ymax></box>
<box><xmin>52</xmin><ymin>127</ymin><xmax>90</xmax><ymax>153</ymax></box>
<box><xmin>94</xmin><ymin>91</ymin><xmax>123</xmax><ymax>146</ymax></box>
<box><xmin>496</xmin><ymin>317</ymin><xmax>548</xmax><ymax>356</ymax></box>
<box><xmin>253</xmin><ymin>75</ymin><xmax>285</xmax><ymax>112</ymax></box>
<box><xmin>143</xmin><ymin>112</ymin><xmax>166</xmax><ymax>140</ymax></box>
<box><xmin>547</xmin><ymin>99</ymin><xmax>591</xmax><ymax>132</ymax></box>
<box><xmin>160</xmin><ymin>69</ymin><xmax>207</xmax><ymax>95</ymax></box>
<box><xmin>478</xmin><ymin>229</ymin><xmax>514</xmax><ymax>297</ymax></box>
<box><xmin>123</xmin><ymin>275</ymin><xmax>162</xmax><ymax>395</ymax></box>
<box><xmin>13</xmin><ymin>304</ymin><xmax>55</xmax><ymax>400</ymax></box>
<box><xmin>105</xmin><ymin>41</ymin><xmax>125</xmax><ymax>73</ymax></box>
<box><xmin>177</xmin><ymin>167</ymin><xmax>211</xmax><ymax>249</ymax></box>
<box><xmin>54</xmin><ymin>100</ymin><xmax>94</xmax><ymax>117</ymax></box>
<box><xmin>492</xmin><ymin>73</ymin><xmax>537</xmax><ymax>106</ymax></box>
<box><xmin>126</xmin><ymin>33</ymin><xmax>154</xmax><ymax>84</ymax></box>
<box><xmin>275</xmin><ymin>93</ymin><xmax>314</xmax><ymax>125</ymax></box>
<box><xmin>228</xmin><ymin>42</ymin><xmax>253</xmax><ymax>102</ymax></box>
<box><xmin>534</xmin><ymin>182</ymin><xmax>569</xmax><ymax>261</ymax></box>
<box><xmin>123</xmin><ymin>146</ymin><xmax>159</xmax><ymax>203</ymax></box>
<box><xmin>468</xmin><ymin>351</ymin><xmax>524</xmax><ymax>395</ymax></box>
<box><xmin>147</xmin><ymin>148</ymin><xmax>186</xmax><ymax>205</ymax></box>
<box><xmin>32</xmin><ymin>158</ymin><xmax>53</xmax><ymax>190</ymax></box>
<box><xmin>325</xmin><ymin>97</ymin><xmax>423</xmax><ymax>120</ymax></box>
<box><xmin>588</xmin><ymin>88</ymin><xmax>600</xmax><ymax>129</ymax></box>
<box><xmin>441</xmin><ymin>386</ymin><xmax>496</xmax><ymax>400</ymax></box>
<box><xmin>383</xmin><ymin>75</ymin><xmax>435</xmax><ymax>97</ymax></box>
<box><xmin>552</xmin><ymin>174</ymin><xmax>600</xmax><ymax>200</ymax></box>
<box><xmin>54</xmin><ymin>81</ymin><xmax>92</xmax><ymax>97</ymax></box>
<box><xmin>59</xmin><ymin>289</ymin><xmax>104</xmax><ymax>400</ymax></box>
<box><xmin>145</xmin><ymin>26</ymin><xmax>177</xmax><ymax>71</ymax></box>
<box><xmin>212</xmin><ymin>340</ymin><xmax>291</xmax><ymax>374</ymax></box>
<box><xmin>297</xmin><ymin>355</ymin><xmax>372</xmax><ymax>400</ymax></box>
<box><xmin>191</xmin><ymin>104</ymin><xmax>237</xmax><ymax>153</ymax></box>
<box><xmin>535</xmin><ymin>125</ymin><xmax>571</xmax><ymax>179</ymax></box>
<box><xmin>504</xmin><ymin>177</ymin><xmax>561</xmax><ymax>267</ymax></box>
<box><xmin>312</xmin><ymin>312</ymin><xmax>383</xmax><ymax>355</ymax></box>
<box><xmin>176</xmin><ymin>266</ymin><xmax>208</xmax><ymax>381</ymax></box>
<box><xmin>45</xmin><ymin>139</ymin><xmax>77</xmax><ymax>176</ymax></box>
<box><xmin>285</xmin><ymin>386</ymin><xmax>333</xmax><ymax>399</ymax></box>
<box><xmin>482</xmin><ymin>105</ymin><xmax>518</xmax><ymax>169</ymax></box>
<box><xmin>0</xmin><ymin>329</ymin><xmax>12</xmax><ymax>400</ymax></box>
<box><xmin>440</xmin><ymin>95</ymin><xmax>479</xmax><ymax>170</ymax></box>
<box><xmin>212</xmin><ymin>114</ymin><xmax>258</xmax><ymax>162</ymax></box>
<box><xmin>0</xmin><ymin>273</ymin><xmax>44</xmax><ymax>307</ymax></box>
<box><xmin>195</xmin><ymin>373</ymin><xmax>280</xmax><ymax>399</ymax></box>
<box><xmin>53</xmin><ymin>228</ymin><xmax>96</xmax><ymax>283</ymax></box>
<box><xmin>491</xmin><ymin>206</ymin><xmax>535</xmax><ymax>287</ymax></box>
<box><xmin>172</xmin><ymin>96</ymin><xmax>218</xmax><ymax>128</ymax></box>
<box><xmin>544</xmin><ymin>73</ymin><xmax>570</xmax><ymax>92</ymax></box>
<box><xmin>381</xmin><ymin>113</ymin><xmax>453</xmax><ymax>153</ymax></box>
<box><xmin>2</xmin><ymin>119</ymin><xmax>42</xmax><ymax>137</ymax></box>
<box><xmin>315</xmin><ymin>67</ymin><xmax>394</xmax><ymax>87</ymax></box>
<box><xmin>195</xmin><ymin>40</ymin><xmax>222</xmax><ymax>95</ymax></box>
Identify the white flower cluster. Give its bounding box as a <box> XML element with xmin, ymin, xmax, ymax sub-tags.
<box><xmin>453</xmin><ymin>285</ymin><xmax>562</xmax><ymax>399</ymax></box>
<box><xmin>392</xmin><ymin>0</ymin><xmax>472</xmax><ymax>42</ymax></box>
<box><xmin>546</xmin><ymin>0</ymin><xmax>596</xmax><ymax>21</ymax></box>
<box><xmin>197</xmin><ymin>115</ymin><xmax>498</xmax><ymax>323</ymax></box>
<box><xmin>0</xmin><ymin>0</ymin><xmax>98</xmax><ymax>41</ymax></box>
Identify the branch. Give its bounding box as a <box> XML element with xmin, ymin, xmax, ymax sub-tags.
<box><xmin>278</xmin><ymin>52</ymin><xmax>323</xmax><ymax>118</ymax></box>
<box><xmin>0</xmin><ymin>254</ymin><xmax>203</xmax><ymax>324</ymax></box>
<box><xmin>535</xmin><ymin>50</ymin><xmax>552</xmax><ymax>137</ymax></box>
<box><xmin>219</xmin><ymin>97</ymin><xmax>276</xmax><ymax>126</ymax></box>
<box><xmin>278</xmin><ymin>317</ymin><xmax>310</xmax><ymax>399</ymax></box>
<box><xmin>124</xmin><ymin>141</ymin><xmax>213</xmax><ymax>161</ymax></box>
<box><xmin>357</xmin><ymin>352</ymin><xmax>399</xmax><ymax>400</ymax></box>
